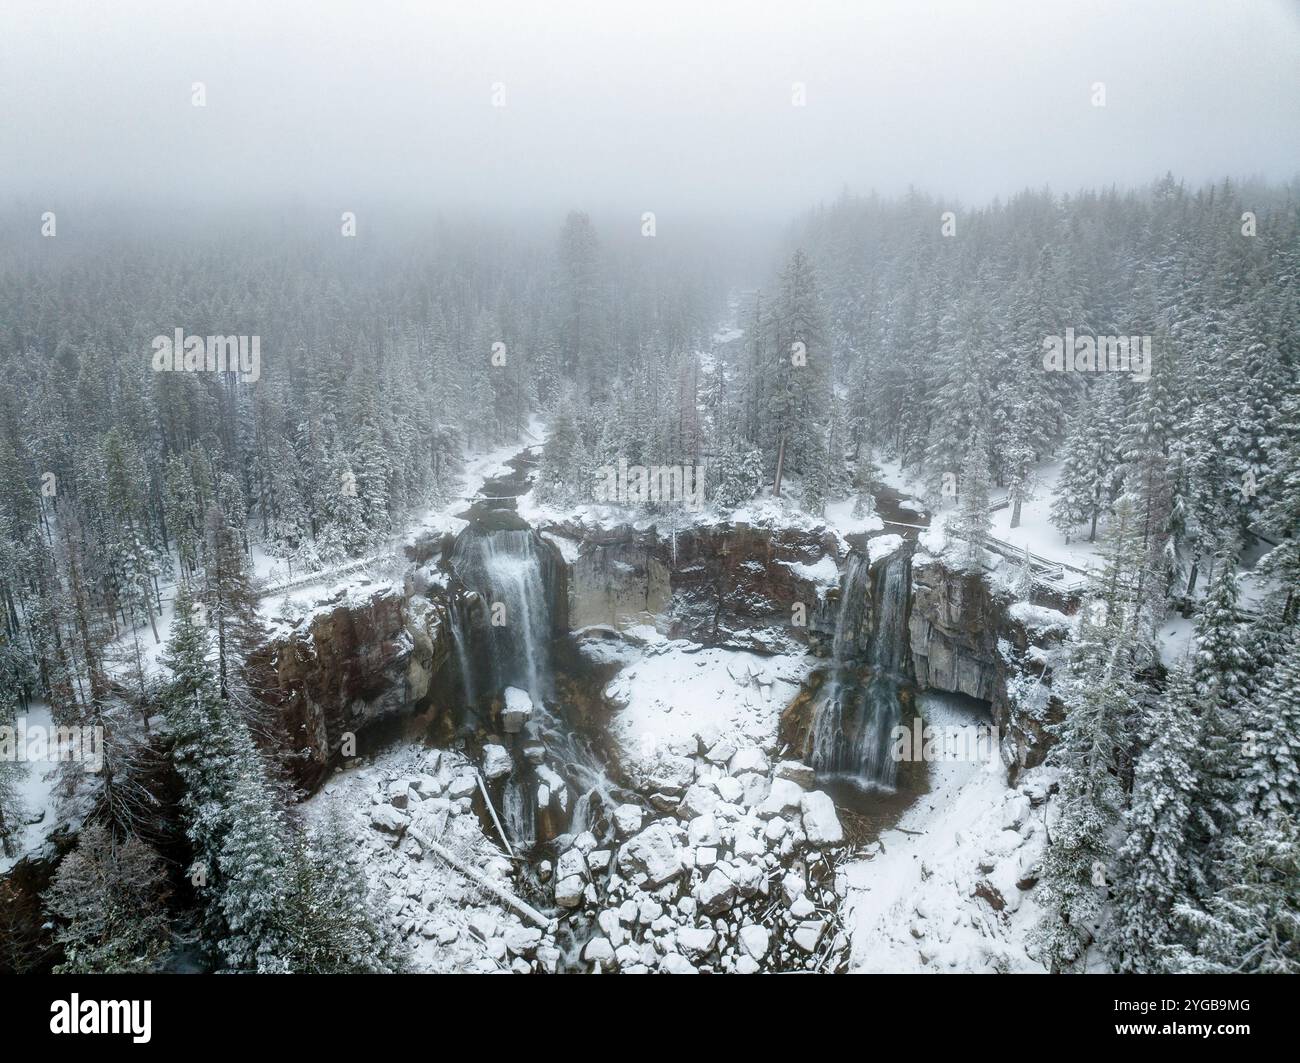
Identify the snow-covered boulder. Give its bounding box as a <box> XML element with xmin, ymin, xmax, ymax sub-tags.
<box><xmin>696</xmin><ymin>868</ymin><xmax>737</xmax><ymax>915</ymax></box>
<box><xmin>370</xmin><ymin>804</ymin><xmax>409</xmax><ymax>833</ymax></box>
<box><xmin>799</xmin><ymin>791</ymin><xmax>844</xmax><ymax>845</ymax></box>
<box><xmin>501</xmin><ymin>686</ymin><xmax>533</xmax><ymax>733</ymax></box>
<box><xmin>739</xmin><ymin>924</ymin><xmax>770</xmax><ymax>961</ymax></box>
<box><xmin>758</xmin><ymin>777</ymin><xmax>803</xmax><ymax>817</ymax></box>
<box><xmin>618</xmin><ymin>821</ymin><xmax>684</xmax><ymax>888</ymax></box>
<box><xmin>482</xmin><ymin>744</ymin><xmax>512</xmax><ymax>781</ymax></box>
<box><xmin>613</xmin><ymin>803</ymin><xmax>644</xmax><ymax>837</ymax></box>
<box><xmin>728</xmin><ymin>747</ymin><xmax>770</xmax><ymax>776</ymax></box>
<box><xmin>554</xmin><ymin>876</ymin><xmax>585</xmax><ymax>908</ymax></box>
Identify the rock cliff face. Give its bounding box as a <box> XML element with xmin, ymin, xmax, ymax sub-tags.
<box><xmin>908</xmin><ymin>553</ymin><xmax>1071</xmax><ymax>779</ymax></box>
<box><xmin>548</xmin><ymin>520</ymin><xmax>842</xmax><ymax>654</ymax></box>
<box><xmin>253</xmin><ymin>591</ymin><xmax>450</xmax><ymax>791</ymax></box>
<box><xmin>909</xmin><ymin>558</ymin><xmax>1002</xmax><ymax>702</ymax></box>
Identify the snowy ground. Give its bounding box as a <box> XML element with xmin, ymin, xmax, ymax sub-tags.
<box><xmin>1</xmin><ymin>702</ymin><xmax>95</xmax><ymax>874</ymax></box>
<box><xmin>600</xmin><ymin>639</ymin><xmax>813</xmax><ymax>792</ymax></box>
<box><xmin>302</xmin><ymin>744</ymin><xmax>541</xmax><ymax>973</ymax></box>
<box><xmin>845</xmin><ymin>692</ymin><xmax>1052</xmax><ymax>974</ymax></box>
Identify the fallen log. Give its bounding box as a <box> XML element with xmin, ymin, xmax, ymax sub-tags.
<box><xmin>406</xmin><ymin>824</ymin><xmax>551</xmax><ymax>929</ymax></box>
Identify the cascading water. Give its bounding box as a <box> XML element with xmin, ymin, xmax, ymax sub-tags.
<box><xmin>449</xmin><ymin>523</ymin><xmax>622</xmax><ymax>853</ymax></box>
<box><xmin>447</xmin><ymin>595</ymin><xmax>479</xmax><ymax>708</ymax></box>
<box><xmin>451</xmin><ymin>528</ymin><xmax>552</xmax><ymax>705</ymax></box>
<box><xmin>810</xmin><ymin>546</ymin><xmax>912</xmax><ymax>790</ymax></box>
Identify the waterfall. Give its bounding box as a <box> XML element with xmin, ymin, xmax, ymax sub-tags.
<box><xmin>451</xmin><ymin>528</ymin><xmax>552</xmax><ymax>705</ymax></box>
<box><xmin>448</xmin><ymin>596</ymin><xmax>478</xmax><ymax>707</ymax></box>
<box><xmin>450</xmin><ymin>522</ymin><xmax>622</xmax><ymax>851</ymax></box>
<box><xmin>810</xmin><ymin>547</ymin><xmax>912</xmax><ymax>790</ymax></box>
<box><xmin>500</xmin><ymin>774</ymin><xmax>536</xmax><ymax>850</ymax></box>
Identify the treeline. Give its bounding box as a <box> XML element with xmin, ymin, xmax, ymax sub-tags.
<box><xmin>0</xmin><ymin>207</ymin><xmax>726</xmax><ymax>968</ymax></box>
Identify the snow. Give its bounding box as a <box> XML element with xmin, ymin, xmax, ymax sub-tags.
<box><xmin>845</xmin><ymin>692</ymin><xmax>1050</xmax><ymax>974</ymax></box>
<box><xmin>1008</xmin><ymin>601</ymin><xmax>1073</xmax><ymax>635</ymax></box>
<box><xmin>602</xmin><ymin>642</ymin><xmax>812</xmax><ymax>787</ymax></box>
<box><xmin>1</xmin><ymin>703</ymin><xmax>73</xmax><ymax>874</ymax></box>
<box><xmin>779</xmin><ymin>555</ymin><xmax>840</xmax><ymax>587</ymax></box>
<box><xmin>867</xmin><ymin>533</ymin><xmax>904</xmax><ymax>565</ymax></box>
<box><xmin>822</xmin><ymin>497</ymin><xmax>885</xmax><ymax>537</ymax></box>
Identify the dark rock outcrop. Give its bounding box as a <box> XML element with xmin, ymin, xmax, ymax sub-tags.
<box><xmin>546</xmin><ymin>519</ymin><xmax>843</xmax><ymax>654</ymax></box>
<box><xmin>253</xmin><ymin>590</ymin><xmax>450</xmax><ymax>791</ymax></box>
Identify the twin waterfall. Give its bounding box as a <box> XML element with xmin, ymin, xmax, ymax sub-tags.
<box><xmin>810</xmin><ymin>547</ymin><xmax>913</xmax><ymax>790</ymax></box>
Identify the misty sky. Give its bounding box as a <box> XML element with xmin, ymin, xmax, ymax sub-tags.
<box><xmin>2</xmin><ymin>0</ymin><xmax>1298</xmax><ymax>214</ymax></box>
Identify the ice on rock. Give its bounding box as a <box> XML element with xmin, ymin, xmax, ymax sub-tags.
<box><xmin>798</xmin><ymin>790</ymin><xmax>844</xmax><ymax>845</ymax></box>
<box><xmin>696</xmin><ymin>846</ymin><xmax>718</xmax><ymax>869</ymax></box>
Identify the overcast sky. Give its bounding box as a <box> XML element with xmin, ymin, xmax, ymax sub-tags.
<box><xmin>2</xmin><ymin>0</ymin><xmax>1298</xmax><ymax>215</ymax></box>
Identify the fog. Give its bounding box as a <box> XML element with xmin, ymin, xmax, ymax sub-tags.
<box><xmin>2</xmin><ymin>0</ymin><xmax>1299</xmax><ymax>215</ymax></box>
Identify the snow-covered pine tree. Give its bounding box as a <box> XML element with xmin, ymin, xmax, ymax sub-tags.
<box><xmin>1241</xmin><ymin>639</ymin><xmax>1300</xmax><ymax>818</ymax></box>
<box><xmin>1035</xmin><ymin>632</ymin><xmax>1139</xmax><ymax>972</ymax></box>
<box><xmin>43</xmin><ymin>823</ymin><xmax>172</xmax><ymax>973</ymax></box>
<box><xmin>1170</xmin><ymin>812</ymin><xmax>1300</xmax><ymax>974</ymax></box>
<box><xmin>1111</xmin><ymin>667</ymin><xmax>1201</xmax><ymax>971</ymax></box>
<box><xmin>949</xmin><ymin>432</ymin><xmax>991</xmax><ymax>574</ymax></box>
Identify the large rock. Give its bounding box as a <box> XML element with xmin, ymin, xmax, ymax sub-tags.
<box><xmin>774</xmin><ymin>761</ymin><xmax>816</xmax><ymax>789</ymax></box>
<box><xmin>369</xmin><ymin>804</ymin><xmax>409</xmax><ymax>834</ymax></box>
<box><xmin>613</xmin><ymin>803</ymin><xmax>644</xmax><ymax>837</ymax></box>
<box><xmin>501</xmin><ymin>686</ymin><xmax>533</xmax><ymax>734</ymax></box>
<box><xmin>696</xmin><ymin>868</ymin><xmax>737</xmax><ymax>915</ymax></box>
<box><xmin>676</xmin><ymin>926</ymin><xmax>718</xmax><ymax>958</ymax></box>
<box><xmin>554</xmin><ymin>875</ymin><xmax>585</xmax><ymax>909</ymax></box>
<box><xmin>618</xmin><ymin>821</ymin><xmax>684</xmax><ymax>888</ymax></box>
<box><xmin>799</xmin><ymin>791</ymin><xmax>844</xmax><ymax>845</ymax></box>
<box><xmin>739</xmin><ymin>924</ymin><xmax>770</xmax><ymax>961</ymax></box>
<box><xmin>482</xmin><ymin>744</ymin><xmax>512</xmax><ymax>781</ymax></box>
<box><xmin>758</xmin><ymin>778</ymin><xmax>803</xmax><ymax>817</ymax></box>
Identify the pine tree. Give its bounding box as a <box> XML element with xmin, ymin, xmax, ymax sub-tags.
<box><xmin>949</xmin><ymin>432</ymin><xmax>991</xmax><ymax>573</ymax></box>
<box><xmin>43</xmin><ymin>824</ymin><xmax>172</xmax><ymax>973</ymax></box>
<box><xmin>1111</xmin><ymin>667</ymin><xmax>1201</xmax><ymax>971</ymax></box>
<box><xmin>1036</xmin><ymin>623</ymin><xmax>1138</xmax><ymax>972</ymax></box>
<box><xmin>1241</xmin><ymin>639</ymin><xmax>1300</xmax><ymax>817</ymax></box>
<box><xmin>1171</xmin><ymin>813</ymin><xmax>1300</xmax><ymax>974</ymax></box>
